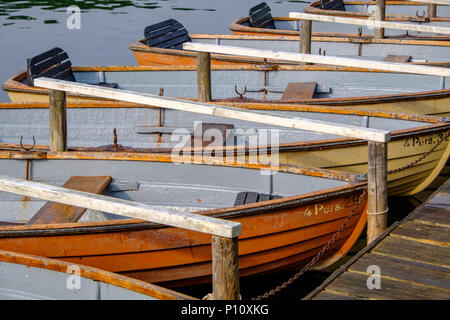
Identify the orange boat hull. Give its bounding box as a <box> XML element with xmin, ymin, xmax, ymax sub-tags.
<box><xmin>0</xmin><ymin>185</ymin><xmax>367</xmax><ymax>286</ymax></box>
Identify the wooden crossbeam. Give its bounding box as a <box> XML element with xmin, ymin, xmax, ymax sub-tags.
<box><xmin>407</xmin><ymin>0</ymin><xmax>450</xmax><ymax>5</ymax></box>
<box><xmin>183</xmin><ymin>42</ymin><xmax>450</xmax><ymax>77</ymax></box>
<box><xmin>0</xmin><ymin>175</ymin><xmax>241</xmax><ymax>238</ymax></box>
<box><xmin>289</xmin><ymin>12</ymin><xmax>450</xmax><ymax>35</ymax></box>
<box><xmin>27</xmin><ymin>176</ymin><xmax>112</xmax><ymax>225</ymax></box>
<box><xmin>34</xmin><ymin>78</ymin><xmax>391</xmax><ymax>143</ymax></box>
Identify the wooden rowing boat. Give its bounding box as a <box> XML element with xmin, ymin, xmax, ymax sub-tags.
<box><xmin>230</xmin><ymin>1</ymin><xmax>450</xmax><ymax>39</ymax></box>
<box><xmin>0</xmin><ymin>153</ymin><xmax>368</xmax><ymax>286</ymax></box>
<box><xmin>0</xmin><ymin>249</ymin><xmax>194</xmax><ymax>299</ymax></box>
<box><xmin>1</xmin><ymin>102</ymin><xmax>448</xmax><ymax>196</ymax></box>
<box><xmin>3</xmin><ymin>48</ymin><xmax>450</xmax><ymax>116</ymax></box>
<box><xmin>305</xmin><ymin>0</ymin><xmax>450</xmax><ymax>22</ymax></box>
<box><xmin>129</xmin><ymin>26</ymin><xmax>450</xmax><ymax>67</ymax></box>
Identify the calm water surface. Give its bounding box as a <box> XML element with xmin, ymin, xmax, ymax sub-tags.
<box><xmin>0</xmin><ymin>0</ymin><xmax>422</xmax><ymax>300</ymax></box>
<box><xmin>0</xmin><ymin>0</ymin><xmax>310</xmax><ymax>101</ymax></box>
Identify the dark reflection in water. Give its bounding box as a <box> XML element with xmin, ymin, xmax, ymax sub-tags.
<box><xmin>0</xmin><ymin>0</ymin><xmax>162</xmax><ymax>12</ymax></box>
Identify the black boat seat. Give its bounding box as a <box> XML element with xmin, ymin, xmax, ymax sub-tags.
<box><xmin>320</xmin><ymin>0</ymin><xmax>346</xmax><ymax>11</ymax></box>
<box><xmin>249</xmin><ymin>2</ymin><xmax>276</xmax><ymax>29</ymax></box>
<box><xmin>234</xmin><ymin>191</ymin><xmax>282</xmax><ymax>206</ymax></box>
<box><xmin>26</xmin><ymin>47</ymin><xmax>118</xmax><ymax>88</ymax></box>
<box><xmin>27</xmin><ymin>47</ymin><xmax>75</xmax><ymax>86</ymax></box>
<box><xmin>144</xmin><ymin>19</ymin><xmax>191</xmax><ymax>50</ymax></box>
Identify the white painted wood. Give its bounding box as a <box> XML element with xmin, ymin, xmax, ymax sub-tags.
<box><xmin>289</xmin><ymin>12</ymin><xmax>450</xmax><ymax>35</ymax></box>
<box><xmin>0</xmin><ymin>175</ymin><xmax>242</xmax><ymax>238</ymax></box>
<box><xmin>408</xmin><ymin>0</ymin><xmax>449</xmax><ymax>5</ymax></box>
<box><xmin>34</xmin><ymin>78</ymin><xmax>391</xmax><ymax>142</ymax></box>
<box><xmin>182</xmin><ymin>42</ymin><xmax>450</xmax><ymax>77</ymax></box>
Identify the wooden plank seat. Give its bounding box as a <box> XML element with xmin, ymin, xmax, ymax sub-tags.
<box><xmin>282</xmin><ymin>82</ymin><xmax>318</xmax><ymax>100</ymax></box>
<box><xmin>249</xmin><ymin>2</ymin><xmax>276</xmax><ymax>29</ymax></box>
<box><xmin>26</xmin><ymin>176</ymin><xmax>112</xmax><ymax>225</ymax></box>
<box><xmin>234</xmin><ymin>191</ymin><xmax>282</xmax><ymax>206</ymax></box>
<box><xmin>320</xmin><ymin>0</ymin><xmax>346</xmax><ymax>11</ymax></box>
<box><xmin>383</xmin><ymin>55</ymin><xmax>412</xmax><ymax>63</ymax></box>
<box><xmin>144</xmin><ymin>19</ymin><xmax>191</xmax><ymax>50</ymax></box>
<box><xmin>188</xmin><ymin>123</ymin><xmax>235</xmax><ymax>148</ymax></box>
<box><xmin>27</xmin><ymin>47</ymin><xmax>118</xmax><ymax>88</ymax></box>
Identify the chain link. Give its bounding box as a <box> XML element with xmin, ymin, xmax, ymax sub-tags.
<box><xmin>251</xmin><ymin>187</ymin><xmax>368</xmax><ymax>300</ymax></box>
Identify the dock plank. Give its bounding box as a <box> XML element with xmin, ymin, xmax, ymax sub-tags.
<box><xmin>406</xmin><ymin>205</ymin><xmax>450</xmax><ymax>227</ymax></box>
<box><xmin>349</xmin><ymin>253</ymin><xmax>450</xmax><ymax>290</ymax></box>
<box><xmin>307</xmin><ymin>178</ymin><xmax>450</xmax><ymax>300</ymax></box>
<box><xmin>373</xmin><ymin>236</ymin><xmax>450</xmax><ymax>268</ymax></box>
<box><xmin>426</xmin><ymin>192</ymin><xmax>450</xmax><ymax>207</ymax></box>
<box><xmin>325</xmin><ymin>272</ymin><xmax>450</xmax><ymax>300</ymax></box>
<box><xmin>314</xmin><ymin>291</ymin><xmax>361</xmax><ymax>300</ymax></box>
<box><xmin>391</xmin><ymin>221</ymin><xmax>450</xmax><ymax>247</ymax></box>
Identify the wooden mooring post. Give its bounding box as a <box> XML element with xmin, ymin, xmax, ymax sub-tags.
<box><xmin>212</xmin><ymin>236</ymin><xmax>240</xmax><ymax>300</ymax></box>
<box><xmin>374</xmin><ymin>0</ymin><xmax>386</xmax><ymax>39</ymax></box>
<box><xmin>49</xmin><ymin>89</ymin><xmax>67</xmax><ymax>152</ymax></box>
<box><xmin>367</xmin><ymin>142</ymin><xmax>388</xmax><ymax>244</ymax></box>
<box><xmin>299</xmin><ymin>19</ymin><xmax>312</xmax><ymax>54</ymax></box>
<box><xmin>428</xmin><ymin>3</ymin><xmax>437</xmax><ymax>17</ymax></box>
<box><xmin>197</xmin><ymin>52</ymin><xmax>211</xmax><ymax>102</ymax></box>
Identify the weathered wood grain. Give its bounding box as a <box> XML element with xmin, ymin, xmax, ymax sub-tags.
<box><xmin>325</xmin><ymin>271</ymin><xmax>450</xmax><ymax>299</ymax></box>
<box><xmin>299</xmin><ymin>20</ymin><xmax>312</xmax><ymax>54</ymax></box>
<box><xmin>281</xmin><ymin>82</ymin><xmax>317</xmax><ymax>100</ymax></box>
<box><xmin>197</xmin><ymin>52</ymin><xmax>211</xmax><ymax>102</ymax></box>
<box><xmin>212</xmin><ymin>236</ymin><xmax>240</xmax><ymax>300</ymax></box>
<box><xmin>49</xmin><ymin>90</ymin><xmax>67</xmax><ymax>152</ymax></box>
<box><xmin>313</xmin><ymin>291</ymin><xmax>361</xmax><ymax>300</ymax></box>
<box><xmin>374</xmin><ymin>0</ymin><xmax>386</xmax><ymax>40</ymax></box>
<box><xmin>349</xmin><ymin>253</ymin><xmax>450</xmax><ymax>290</ymax></box>
<box><xmin>407</xmin><ymin>204</ymin><xmax>450</xmax><ymax>227</ymax></box>
<box><xmin>27</xmin><ymin>176</ymin><xmax>112</xmax><ymax>225</ymax></box>
<box><xmin>373</xmin><ymin>236</ymin><xmax>450</xmax><ymax>267</ymax></box>
<box><xmin>391</xmin><ymin>220</ymin><xmax>450</xmax><ymax>246</ymax></box>
<box><xmin>367</xmin><ymin>141</ymin><xmax>388</xmax><ymax>244</ymax></box>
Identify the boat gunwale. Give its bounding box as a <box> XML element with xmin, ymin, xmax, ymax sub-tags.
<box><xmin>0</xmin><ymin>120</ymin><xmax>448</xmax><ymax>156</ymax></box>
<box><xmin>4</xmin><ymin>68</ymin><xmax>450</xmax><ymax>107</ymax></box>
<box><xmin>0</xmin><ymin>151</ymin><xmax>368</xmax><ymax>237</ymax></box>
<box><xmin>130</xmin><ymin>36</ymin><xmax>450</xmax><ymax>52</ymax></box>
<box><xmin>0</xmin><ymin>249</ymin><xmax>195</xmax><ymax>300</ymax></box>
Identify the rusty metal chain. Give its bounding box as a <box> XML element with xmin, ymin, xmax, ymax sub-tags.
<box><xmin>251</xmin><ymin>187</ymin><xmax>368</xmax><ymax>300</ymax></box>
<box><xmin>249</xmin><ymin>130</ymin><xmax>449</xmax><ymax>300</ymax></box>
<box><xmin>386</xmin><ymin>130</ymin><xmax>450</xmax><ymax>175</ymax></box>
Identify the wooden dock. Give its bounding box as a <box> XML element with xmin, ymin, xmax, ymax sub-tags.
<box><xmin>305</xmin><ymin>178</ymin><xmax>450</xmax><ymax>300</ymax></box>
